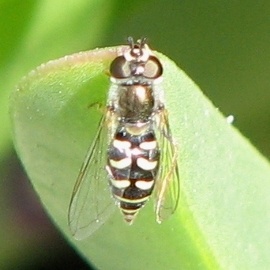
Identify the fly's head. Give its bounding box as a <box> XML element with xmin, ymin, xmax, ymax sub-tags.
<box><xmin>110</xmin><ymin>37</ymin><xmax>163</xmax><ymax>84</ymax></box>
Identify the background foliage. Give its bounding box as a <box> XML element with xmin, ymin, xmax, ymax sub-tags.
<box><xmin>1</xmin><ymin>1</ymin><xmax>270</xmax><ymax>269</ymax></box>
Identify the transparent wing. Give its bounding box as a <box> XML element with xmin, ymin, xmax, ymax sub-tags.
<box><xmin>68</xmin><ymin>113</ymin><xmax>116</xmax><ymax>240</ymax></box>
<box><xmin>154</xmin><ymin>109</ymin><xmax>180</xmax><ymax>223</ymax></box>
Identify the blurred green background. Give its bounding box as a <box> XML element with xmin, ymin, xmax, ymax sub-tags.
<box><xmin>1</xmin><ymin>1</ymin><xmax>270</xmax><ymax>269</ymax></box>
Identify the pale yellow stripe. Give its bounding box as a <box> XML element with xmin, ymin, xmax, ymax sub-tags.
<box><xmin>135</xmin><ymin>180</ymin><xmax>154</xmax><ymax>190</ymax></box>
<box><xmin>110</xmin><ymin>157</ymin><xmax>132</xmax><ymax>169</ymax></box>
<box><xmin>140</xmin><ymin>141</ymin><xmax>157</xmax><ymax>150</ymax></box>
<box><xmin>121</xmin><ymin>208</ymin><xmax>139</xmax><ymax>214</ymax></box>
<box><xmin>110</xmin><ymin>179</ymin><xmax>130</xmax><ymax>189</ymax></box>
<box><xmin>113</xmin><ymin>139</ymin><xmax>131</xmax><ymax>149</ymax></box>
<box><xmin>114</xmin><ymin>194</ymin><xmax>149</xmax><ymax>204</ymax></box>
<box><xmin>137</xmin><ymin>157</ymin><xmax>157</xmax><ymax>170</ymax></box>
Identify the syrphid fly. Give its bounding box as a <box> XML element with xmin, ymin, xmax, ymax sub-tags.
<box><xmin>68</xmin><ymin>37</ymin><xmax>180</xmax><ymax>240</ymax></box>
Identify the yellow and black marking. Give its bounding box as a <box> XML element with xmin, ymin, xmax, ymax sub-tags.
<box><xmin>107</xmin><ymin>125</ymin><xmax>159</xmax><ymax>223</ymax></box>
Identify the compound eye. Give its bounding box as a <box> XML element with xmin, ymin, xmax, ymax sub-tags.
<box><xmin>143</xmin><ymin>56</ymin><xmax>163</xmax><ymax>79</ymax></box>
<box><xmin>110</xmin><ymin>56</ymin><xmax>131</xmax><ymax>78</ymax></box>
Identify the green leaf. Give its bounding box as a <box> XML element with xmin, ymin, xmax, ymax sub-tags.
<box><xmin>0</xmin><ymin>1</ymin><xmax>120</xmax><ymax>268</ymax></box>
<box><xmin>0</xmin><ymin>0</ymin><xmax>117</xmax><ymax>159</ymax></box>
<box><xmin>10</xmin><ymin>47</ymin><xmax>270</xmax><ymax>270</ymax></box>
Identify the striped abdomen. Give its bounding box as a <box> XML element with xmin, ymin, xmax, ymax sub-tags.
<box><xmin>106</xmin><ymin>124</ymin><xmax>159</xmax><ymax>223</ymax></box>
